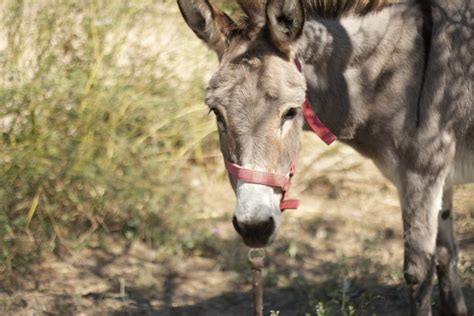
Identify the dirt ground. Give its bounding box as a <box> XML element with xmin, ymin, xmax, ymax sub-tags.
<box><xmin>1</xmin><ymin>136</ymin><xmax>473</xmax><ymax>315</ymax></box>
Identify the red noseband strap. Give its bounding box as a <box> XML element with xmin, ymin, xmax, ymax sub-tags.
<box><xmin>224</xmin><ymin>59</ymin><xmax>337</xmax><ymax>212</ymax></box>
<box><xmin>225</xmin><ymin>160</ymin><xmax>300</xmax><ymax>211</ymax></box>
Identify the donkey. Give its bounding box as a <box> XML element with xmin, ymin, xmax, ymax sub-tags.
<box><xmin>177</xmin><ymin>0</ymin><xmax>472</xmax><ymax>314</ymax></box>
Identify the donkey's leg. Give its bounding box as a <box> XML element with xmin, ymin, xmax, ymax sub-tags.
<box><xmin>436</xmin><ymin>188</ymin><xmax>468</xmax><ymax>316</ymax></box>
<box><xmin>400</xmin><ymin>170</ymin><xmax>446</xmax><ymax>316</ymax></box>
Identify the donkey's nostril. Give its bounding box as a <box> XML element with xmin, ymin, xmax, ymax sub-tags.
<box><xmin>232</xmin><ymin>216</ymin><xmax>245</xmax><ymax>236</ymax></box>
<box><xmin>232</xmin><ymin>215</ymin><xmax>276</xmax><ymax>247</ymax></box>
<box><xmin>263</xmin><ymin>216</ymin><xmax>275</xmax><ymax>234</ymax></box>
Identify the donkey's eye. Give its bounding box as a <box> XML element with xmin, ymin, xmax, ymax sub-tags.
<box><xmin>210</xmin><ymin>108</ymin><xmax>226</xmax><ymax>131</ymax></box>
<box><xmin>282</xmin><ymin>107</ymin><xmax>299</xmax><ymax>122</ymax></box>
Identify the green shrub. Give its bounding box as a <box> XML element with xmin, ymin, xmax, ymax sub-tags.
<box><xmin>0</xmin><ymin>1</ymin><xmax>220</xmax><ymax>272</ymax></box>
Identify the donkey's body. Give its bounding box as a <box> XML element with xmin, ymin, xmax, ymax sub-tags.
<box><xmin>299</xmin><ymin>1</ymin><xmax>472</xmax><ymax>314</ymax></box>
<box><xmin>178</xmin><ymin>0</ymin><xmax>472</xmax><ymax>314</ymax></box>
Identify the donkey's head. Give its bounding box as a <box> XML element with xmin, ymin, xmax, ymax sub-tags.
<box><xmin>178</xmin><ymin>0</ymin><xmax>307</xmax><ymax>247</ymax></box>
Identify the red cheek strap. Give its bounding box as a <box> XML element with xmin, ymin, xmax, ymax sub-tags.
<box><xmin>295</xmin><ymin>59</ymin><xmax>337</xmax><ymax>145</ymax></box>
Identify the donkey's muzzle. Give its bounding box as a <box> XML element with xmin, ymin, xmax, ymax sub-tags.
<box><xmin>232</xmin><ymin>216</ymin><xmax>275</xmax><ymax>248</ymax></box>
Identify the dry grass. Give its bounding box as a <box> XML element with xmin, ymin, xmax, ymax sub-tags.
<box><xmin>0</xmin><ymin>0</ymin><xmax>223</xmax><ymax>272</ymax></box>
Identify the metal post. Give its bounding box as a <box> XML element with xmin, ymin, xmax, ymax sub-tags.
<box><xmin>248</xmin><ymin>248</ymin><xmax>265</xmax><ymax>316</ymax></box>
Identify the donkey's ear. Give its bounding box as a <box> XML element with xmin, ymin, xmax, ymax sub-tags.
<box><xmin>177</xmin><ymin>0</ymin><xmax>235</xmax><ymax>58</ymax></box>
<box><xmin>266</xmin><ymin>0</ymin><xmax>305</xmax><ymax>56</ymax></box>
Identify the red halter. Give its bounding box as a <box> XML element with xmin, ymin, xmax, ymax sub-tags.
<box><xmin>225</xmin><ymin>160</ymin><xmax>300</xmax><ymax>210</ymax></box>
<box><xmin>224</xmin><ymin>59</ymin><xmax>337</xmax><ymax>211</ymax></box>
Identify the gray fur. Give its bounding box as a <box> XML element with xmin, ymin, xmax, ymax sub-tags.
<box><xmin>437</xmin><ymin>188</ymin><xmax>468</xmax><ymax>315</ymax></box>
<box><xmin>178</xmin><ymin>0</ymin><xmax>472</xmax><ymax>314</ymax></box>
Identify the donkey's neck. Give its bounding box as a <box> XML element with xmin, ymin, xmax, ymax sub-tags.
<box><xmin>296</xmin><ymin>3</ymin><xmax>424</xmax><ymax>147</ymax></box>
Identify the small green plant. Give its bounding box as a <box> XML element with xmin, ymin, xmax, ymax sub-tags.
<box><xmin>315</xmin><ymin>301</ymin><xmax>327</xmax><ymax>316</ymax></box>
<box><xmin>347</xmin><ymin>304</ymin><xmax>356</xmax><ymax>316</ymax></box>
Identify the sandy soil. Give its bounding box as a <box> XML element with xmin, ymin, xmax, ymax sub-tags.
<box><xmin>1</xmin><ymin>136</ymin><xmax>473</xmax><ymax>315</ymax></box>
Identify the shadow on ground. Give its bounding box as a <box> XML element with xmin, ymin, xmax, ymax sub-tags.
<box><xmin>1</xmin><ymin>185</ymin><xmax>472</xmax><ymax>315</ymax></box>
<box><xmin>105</xmin><ymin>228</ymin><xmax>474</xmax><ymax>315</ymax></box>
<box><xmin>109</xmin><ymin>281</ymin><xmax>474</xmax><ymax>316</ymax></box>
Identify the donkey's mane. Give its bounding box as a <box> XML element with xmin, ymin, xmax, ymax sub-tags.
<box><xmin>237</xmin><ymin>0</ymin><xmax>403</xmax><ymax>19</ymax></box>
<box><xmin>304</xmin><ymin>0</ymin><xmax>403</xmax><ymax>17</ymax></box>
